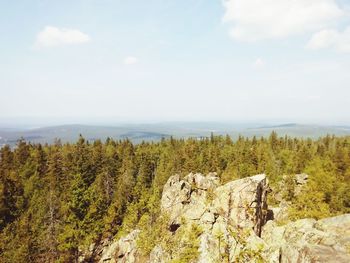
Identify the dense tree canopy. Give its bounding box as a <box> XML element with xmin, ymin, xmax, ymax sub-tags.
<box><xmin>0</xmin><ymin>133</ymin><xmax>349</xmax><ymax>262</ymax></box>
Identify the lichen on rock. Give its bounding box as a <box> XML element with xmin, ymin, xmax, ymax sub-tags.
<box><xmin>84</xmin><ymin>173</ymin><xmax>350</xmax><ymax>263</ymax></box>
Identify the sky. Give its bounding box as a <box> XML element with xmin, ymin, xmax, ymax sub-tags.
<box><xmin>1</xmin><ymin>0</ymin><xmax>350</xmax><ymax>124</ymax></box>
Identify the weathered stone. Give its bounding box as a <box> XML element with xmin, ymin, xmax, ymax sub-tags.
<box><xmin>149</xmin><ymin>245</ymin><xmax>169</xmax><ymax>263</ymax></box>
<box><xmin>87</xmin><ymin>172</ymin><xmax>350</xmax><ymax>263</ymax></box>
<box><xmin>160</xmin><ymin>173</ymin><xmax>220</xmax><ymax>225</ymax></box>
<box><xmin>99</xmin><ymin>230</ymin><xmax>140</xmax><ymax>263</ymax></box>
<box><xmin>159</xmin><ymin>173</ymin><xmax>270</xmax><ymax>262</ymax></box>
<box><xmin>262</xmin><ymin>214</ymin><xmax>350</xmax><ymax>263</ymax></box>
<box><xmin>200</xmin><ymin>212</ymin><xmax>215</xmax><ymax>224</ymax></box>
<box><xmin>295</xmin><ymin>173</ymin><xmax>309</xmax><ymax>185</ymax></box>
<box><xmin>211</xmin><ymin>174</ymin><xmax>269</xmax><ymax>236</ymax></box>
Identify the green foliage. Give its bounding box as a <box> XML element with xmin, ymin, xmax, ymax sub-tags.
<box><xmin>137</xmin><ymin>213</ymin><xmax>169</xmax><ymax>255</ymax></box>
<box><xmin>214</xmin><ymin>226</ymin><xmax>266</xmax><ymax>263</ymax></box>
<box><xmin>170</xmin><ymin>224</ymin><xmax>203</xmax><ymax>263</ymax></box>
<box><xmin>281</xmin><ymin>174</ymin><xmax>296</xmax><ymax>201</ymax></box>
<box><xmin>0</xmin><ymin>134</ymin><xmax>349</xmax><ymax>261</ymax></box>
<box><xmin>288</xmin><ymin>156</ymin><xmax>347</xmax><ymax>220</ymax></box>
<box><xmin>228</xmin><ymin>227</ymin><xmax>265</xmax><ymax>263</ymax></box>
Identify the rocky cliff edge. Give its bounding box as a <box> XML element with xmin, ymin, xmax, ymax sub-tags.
<box><xmin>83</xmin><ymin>173</ymin><xmax>350</xmax><ymax>263</ymax></box>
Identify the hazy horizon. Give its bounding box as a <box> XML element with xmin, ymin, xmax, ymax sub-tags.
<box><xmin>1</xmin><ymin>0</ymin><xmax>350</xmax><ymax>124</ymax></box>
<box><xmin>1</xmin><ymin>116</ymin><xmax>350</xmax><ymax>130</ymax></box>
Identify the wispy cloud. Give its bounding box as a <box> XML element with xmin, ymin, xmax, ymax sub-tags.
<box><xmin>222</xmin><ymin>0</ymin><xmax>344</xmax><ymax>41</ymax></box>
<box><xmin>307</xmin><ymin>27</ymin><xmax>350</xmax><ymax>53</ymax></box>
<box><xmin>124</xmin><ymin>56</ymin><xmax>139</xmax><ymax>65</ymax></box>
<box><xmin>35</xmin><ymin>26</ymin><xmax>90</xmax><ymax>48</ymax></box>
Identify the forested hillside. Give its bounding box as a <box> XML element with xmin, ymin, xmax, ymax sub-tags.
<box><xmin>0</xmin><ymin>133</ymin><xmax>349</xmax><ymax>262</ymax></box>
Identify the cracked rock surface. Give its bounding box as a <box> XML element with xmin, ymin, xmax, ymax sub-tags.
<box><xmin>161</xmin><ymin>173</ymin><xmax>269</xmax><ymax>237</ymax></box>
<box><xmin>82</xmin><ymin>173</ymin><xmax>350</xmax><ymax>263</ymax></box>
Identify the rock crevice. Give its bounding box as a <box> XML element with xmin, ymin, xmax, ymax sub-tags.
<box><xmin>82</xmin><ymin>173</ymin><xmax>350</xmax><ymax>263</ymax></box>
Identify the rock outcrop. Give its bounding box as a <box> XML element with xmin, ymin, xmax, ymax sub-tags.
<box><xmin>161</xmin><ymin>172</ymin><xmax>269</xmax><ymax>237</ymax></box>
<box><xmin>262</xmin><ymin>214</ymin><xmax>350</xmax><ymax>262</ymax></box>
<box><xmin>158</xmin><ymin>172</ymin><xmax>270</xmax><ymax>262</ymax></box>
<box><xmin>98</xmin><ymin>230</ymin><xmax>140</xmax><ymax>263</ymax></box>
<box><xmin>83</xmin><ymin>173</ymin><xmax>350</xmax><ymax>263</ymax></box>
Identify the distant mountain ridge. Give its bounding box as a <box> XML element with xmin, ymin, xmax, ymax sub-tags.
<box><xmin>1</xmin><ymin>123</ymin><xmax>350</xmax><ymax>147</ymax></box>
<box><xmin>253</xmin><ymin>123</ymin><xmax>298</xmax><ymax>129</ymax></box>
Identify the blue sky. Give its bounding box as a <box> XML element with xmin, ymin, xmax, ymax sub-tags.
<box><xmin>1</xmin><ymin>0</ymin><xmax>350</xmax><ymax>124</ymax></box>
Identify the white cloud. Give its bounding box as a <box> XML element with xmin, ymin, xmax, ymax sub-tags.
<box><xmin>252</xmin><ymin>58</ymin><xmax>265</xmax><ymax>69</ymax></box>
<box><xmin>124</xmin><ymin>56</ymin><xmax>139</xmax><ymax>65</ymax></box>
<box><xmin>307</xmin><ymin>27</ymin><xmax>350</xmax><ymax>52</ymax></box>
<box><xmin>222</xmin><ymin>0</ymin><xmax>344</xmax><ymax>41</ymax></box>
<box><xmin>35</xmin><ymin>26</ymin><xmax>90</xmax><ymax>48</ymax></box>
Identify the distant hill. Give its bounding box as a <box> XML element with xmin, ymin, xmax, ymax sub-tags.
<box><xmin>246</xmin><ymin>124</ymin><xmax>350</xmax><ymax>138</ymax></box>
<box><xmin>255</xmin><ymin>123</ymin><xmax>298</xmax><ymax>129</ymax></box>
<box><xmin>1</xmin><ymin>122</ymin><xmax>350</xmax><ymax>147</ymax></box>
